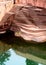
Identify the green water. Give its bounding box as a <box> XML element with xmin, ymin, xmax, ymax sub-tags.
<box><xmin>0</xmin><ymin>31</ymin><xmax>46</xmax><ymax>65</ymax></box>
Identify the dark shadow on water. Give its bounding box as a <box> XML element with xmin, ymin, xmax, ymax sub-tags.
<box><xmin>0</xmin><ymin>30</ymin><xmax>46</xmax><ymax>60</ymax></box>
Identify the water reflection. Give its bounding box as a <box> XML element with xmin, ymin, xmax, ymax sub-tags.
<box><xmin>0</xmin><ymin>48</ymin><xmax>43</xmax><ymax>65</ymax></box>
<box><xmin>0</xmin><ymin>50</ymin><xmax>10</xmax><ymax>65</ymax></box>
<box><xmin>0</xmin><ymin>31</ymin><xmax>46</xmax><ymax>65</ymax></box>
<box><xmin>4</xmin><ymin>49</ymin><xmax>26</xmax><ymax>65</ymax></box>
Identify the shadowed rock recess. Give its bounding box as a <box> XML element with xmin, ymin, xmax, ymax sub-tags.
<box><xmin>0</xmin><ymin>0</ymin><xmax>46</xmax><ymax>42</ymax></box>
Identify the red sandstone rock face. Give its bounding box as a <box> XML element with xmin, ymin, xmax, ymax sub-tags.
<box><xmin>0</xmin><ymin>3</ymin><xmax>46</xmax><ymax>42</ymax></box>
<box><xmin>9</xmin><ymin>5</ymin><xmax>46</xmax><ymax>42</ymax></box>
<box><xmin>16</xmin><ymin>0</ymin><xmax>46</xmax><ymax>8</ymax></box>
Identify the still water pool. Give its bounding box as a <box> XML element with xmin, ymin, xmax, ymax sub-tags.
<box><xmin>0</xmin><ymin>31</ymin><xmax>46</xmax><ymax>65</ymax></box>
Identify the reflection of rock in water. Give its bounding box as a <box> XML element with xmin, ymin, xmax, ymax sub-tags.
<box><xmin>0</xmin><ymin>31</ymin><xmax>46</xmax><ymax>64</ymax></box>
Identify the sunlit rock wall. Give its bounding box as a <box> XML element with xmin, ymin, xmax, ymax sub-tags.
<box><xmin>0</xmin><ymin>3</ymin><xmax>6</xmax><ymax>21</ymax></box>
<box><xmin>0</xmin><ymin>0</ymin><xmax>13</xmax><ymax>21</ymax></box>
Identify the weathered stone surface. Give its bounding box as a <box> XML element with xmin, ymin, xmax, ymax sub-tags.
<box><xmin>0</xmin><ymin>4</ymin><xmax>46</xmax><ymax>42</ymax></box>
<box><xmin>9</xmin><ymin>5</ymin><xmax>46</xmax><ymax>42</ymax></box>
<box><xmin>15</xmin><ymin>0</ymin><xmax>46</xmax><ymax>8</ymax></box>
<box><xmin>0</xmin><ymin>0</ymin><xmax>13</xmax><ymax>21</ymax></box>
